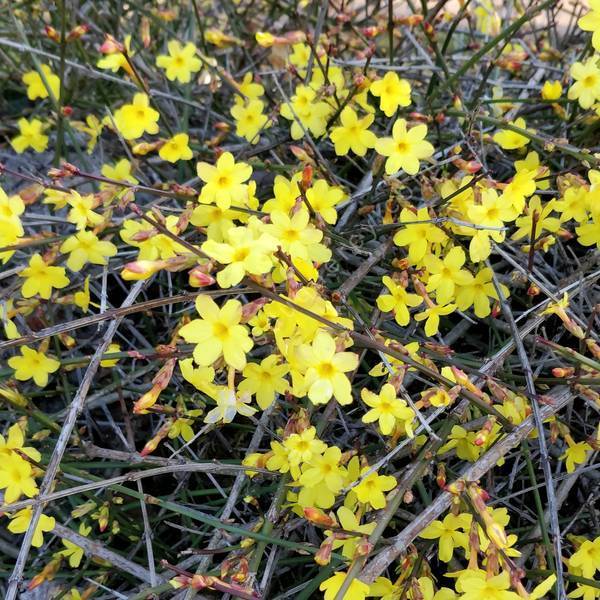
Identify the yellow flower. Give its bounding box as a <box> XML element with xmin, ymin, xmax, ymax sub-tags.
<box><xmin>156</xmin><ymin>40</ymin><xmax>201</xmax><ymax>83</ymax></box>
<box><xmin>263</xmin><ymin>174</ymin><xmax>302</xmax><ymax>214</ymax></box>
<box><xmin>255</xmin><ymin>31</ymin><xmax>276</xmax><ymax>47</ymax></box>
<box><xmin>377</xmin><ymin>275</ymin><xmax>422</xmax><ymax>326</ymax></box>
<box><xmin>204</xmin><ymin>387</ymin><xmax>256</xmax><ymax>424</ymax></box>
<box><xmin>512</xmin><ymin>196</ymin><xmax>560</xmax><ymax>241</ymax></box>
<box><xmin>66</xmin><ymin>191</ymin><xmax>104</xmax><ymax>230</ymax></box>
<box><xmin>101</xmin><ymin>158</ymin><xmax>139</xmax><ymax>187</ymax></box>
<box><xmin>72</xmin><ymin>114</ymin><xmax>104</xmax><ymax>154</ymax></box>
<box><xmin>419</xmin><ymin>512</ymin><xmax>471</xmax><ymax>562</ymax></box>
<box><xmin>231</xmin><ymin>99</ymin><xmax>270</xmax><ymax>144</ymax></box>
<box><xmin>197</xmin><ymin>151</ymin><xmax>252</xmax><ymax>210</ymax></box>
<box><xmin>19</xmin><ymin>253</ymin><xmax>69</xmax><ymax>299</ymax></box>
<box><xmin>238</xmin><ymin>355</ymin><xmax>289</xmax><ymax>410</ymax></box>
<box><xmin>179</xmin><ymin>358</ymin><xmax>216</xmax><ymax>396</ymax></box>
<box><xmin>113</xmin><ymin>93</ymin><xmax>160</xmax><ymax>140</ymax></box>
<box><xmin>328</xmin><ymin>507</ymin><xmax>376</xmax><ymax>559</ymax></box>
<box><xmin>100</xmin><ymin>343</ymin><xmax>121</xmax><ymax>367</ymax></box>
<box><xmin>289</xmin><ymin>42</ymin><xmax>312</xmax><ymax>70</ymax></box>
<box><xmin>0</xmin><ymin>216</ymin><xmax>23</xmax><ymax>264</ymax></box>
<box><xmin>8</xmin><ymin>345</ymin><xmax>60</xmax><ymax>387</ymax></box>
<box><xmin>455</xmin><ymin>268</ymin><xmax>506</xmax><ymax>318</ymax></box>
<box><xmin>0</xmin><ymin>300</ymin><xmax>19</xmax><ymax>339</ymax></box>
<box><xmin>369</xmin><ymin>72</ymin><xmax>412</xmax><ymax>117</ymax></box>
<box><xmin>202</xmin><ymin>221</ymin><xmax>276</xmax><ymax>288</ymax></box>
<box><xmin>569</xmin><ymin>537</ymin><xmax>600</xmax><ymax>578</ymax></box>
<box><xmin>59</xmin><ymin>522</ymin><xmax>91</xmax><ymax>567</ymax></box>
<box><xmin>579</xmin><ymin>0</ymin><xmax>600</xmax><ymax>51</ymax></box>
<box><xmin>410</xmin><ymin>576</ymin><xmax>457</xmax><ymax>600</ymax></box>
<box><xmin>236</xmin><ymin>73</ymin><xmax>265</xmax><ymax>103</ymax></box>
<box><xmin>0</xmin><ymin>423</ymin><xmax>41</xmax><ymax>463</ymax></box>
<box><xmin>467</xmin><ymin>188</ymin><xmax>512</xmax><ymax>262</ymax></box>
<box><xmin>561</xmin><ymin>440</ymin><xmax>593</xmax><ymax>473</ymax></box>
<box><xmin>297</xmin><ymin>330</ymin><xmax>358</xmax><ymax>405</ymax></box>
<box><xmin>541</xmin><ymin>80</ymin><xmax>563</xmax><ymax>101</ymax></box>
<box><xmin>298</xmin><ymin>446</ymin><xmax>345</xmax><ymax>508</ymax></box>
<box><xmin>159</xmin><ymin>133</ymin><xmax>193</xmax><ymax>162</ymax></box>
<box><xmin>555</xmin><ymin>185</ymin><xmax>589</xmax><ymax>223</ymax></box>
<box><xmin>456</xmin><ymin>570</ymin><xmax>520</xmax><ymax>600</ymax></box>
<box><xmin>11</xmin><ymin>118</ymin><xmax>48</xmax><ymax>153</ymax></box>
<box><xmin>282</xmin><ymin>426</ymin><xmax>326</xmax><ymax>470</ymax></box>
<box><xmin>568</xmin><ymin>56</ymin><xmax>600</xmax><ymax>108</ymax></box>
<box><xmin>474</xmin><ymin>0</ymin><xmax>501</xmax><ymax>36</ymax></box>
<box><xmin>414</xmin><ymin>303</ymin><xmax>457</xmax><ymax>337</ymax></box>
<box><xmin>330</xmin><ymin>107</ymin><xmax>377</xmax><ymax>156</ymax></box>
<box><xmin>424</xmin><ymin>246</ymin><xmax>473</xmax><ymax>305</ymax></box>
<box><xmin>577</xmin><ymin>207</ymin><xmax>600</xmax><ymax>248</ymax></box>
<box><xmin>22</xmin><ymin>64</ymin><xmax>60</xmax><ymax>101</ymax></box>
<box><xmin>0</xmin><ymin>453</ymin><xmax>39</xmax><ymax>503</ymax></box>
<box><xmin>60</xmin><ymin>230</ymin><xmax>117</xmax><ymax>271</ymax></box>
<box><xmin>205</xmin><ymin>29</ymin><xmax>240</xmax><ymax>48</ymax></box>
<box><xmin>8</xmin><ymin>508</ymin><xmax>55</xmax><ymax>547</ymax></box>
<box><xmin>361</xmin><ymin>383</ymin><xmax>415</xmax><ymax>435</ymax></box>
<box><xmin>179</xmin><ymin>296</ymin><xmax>253</xmax><ymax>370</ymax></box>
<box><xmin>305</xmin><ymin>179</ymin><xmax>346</xmax><ymax>224</ymax></box>
<box><xmin>353</xmin><ymin>468</ymin><xmax>397</xmax><ymax>509</ymax></box>
<box><xmin>265</xmin><ymin>209</ymin><xmax>331</xmax><ymax>265</ymax></box>
<box><xmin>0</xmin><ymin>188</ymin><xmax>24</xmax><ymax>225</ymax></box>
<box><xmin>97</xmin><ymin>35</ymin><xmax>134</xmax><ymax>75</ymax></box>
<box><xmin>280</xmin><ymin>84</ymin><xmax>332</xmax><ymax>139</ymax></box>
<box><xmin>320</xmin><ymin>571</ymin><xmax>370</xmax><ymax>600</ymax></box>
<box><xmin>120</xmin><ymin>214</ymin><xmax>187</xmax><ymax>260</ymax></box>
<box><xmin>493</xmin><ymin>117</ymin><xmax>531</xmax><ymax>150</ymax></box>
<box><xmin>44</xmin><ymin>189</ymin><xmax>70</xmax><ymax>210</ymax></box>
<box><xmin>375</xmin><ymin>118</ymin><xmax>434</xmax><ymax>175</ymax></box>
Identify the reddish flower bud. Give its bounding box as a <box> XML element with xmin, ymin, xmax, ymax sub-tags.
<box><xmin>44</xmin><ymin>25</ymin><xmax>60</xmax><ymax>42</ymax></box>
<box><xmin>66</xmin><ymin>24</ymin><xmax>90</xmax><ymax>42</ymax></box>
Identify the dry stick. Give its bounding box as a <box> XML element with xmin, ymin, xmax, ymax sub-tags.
<box><xmin>0</xmin><ymin>463</ymin><xmax>274</xmax><ymax>514</ymax></box>
<box><xmin>518</xmin><ymin>453</ymin><xmax>595</xmax><ymax>567</ymax></box>
<box><xmin>5</xmin><ymin>280</ymin><xmax>146</xmax><ymax>600</ymax></box>
<box><xmin>52</xmin><ymin>522</ymin><xmax>159</xmax><ymax>585</ymax></box>
<box><xmin>0</xmin><ymin>289</ymin><xmax>248</xmax><ymax>352</ymax></box>
<box><xmin>336</xmin><ymin>237</ymin><xmax>394</xmax><ymax>301</ymax></box>
<box><xmin>492</xmin><ymin>242</ymin><xmax>600</xmax><ymax>343</ymax></box>
<box><xmin>489</xmin><ymin>262</ymin><xmax>566</xmax><ymax>599</ymax></box>
<box><xmin>358</xmin><ymin>385</ymin><xmax>572</xmax><ymax>583</ymax></box>
<box><xmin>183</xmin><ymin>403</ymin><xmax>276</xmax><ymax>600</ymax></box>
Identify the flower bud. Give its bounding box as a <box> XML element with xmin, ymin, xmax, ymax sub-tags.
<box><xmin>44</xmin><ymin>25</ymin><xmax>61</xmax><ymax>42</ymax></box>
<box><xmin>304</xmin><ymin>507</ymin><xmax>337</xmax><ymax>528</ymax></box>
<box><xmin>100</xmin><ymin>34</ymin><xmax>125</xmax><ymax>54</ymax></box>
<box><xmin>121</xmin><ymin>259</ymin><xmax>165</xmax><ymax>280</ymax></box>
<box><xmin>66</xmin><ymin>24</ymin><xmax>90</xmax><ymax>42</ymax></box>
<box><xmin>315</xmin><ymin>537</ymin><xmax>333</xmax><ymax>565</ymax></box>
<box><xmin>189</xmin><ymin>266</ymin><xmax>215</xmax><ymax>288</ymax></box>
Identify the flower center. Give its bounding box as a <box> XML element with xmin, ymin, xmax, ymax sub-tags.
<box><xmin>212</xmin><ymin>321</ymin><xmax>229</xmax><ymax>340</ymax></box>
<box><xmin>233</xmin><ymin>247</ymin><xmax>250</xmax><ymax>261</ymax></box>
<box><xmin>317</xmin><ymin>362</ymin><xmax>335</xmax><ymax>377</ymax></box>
<box><xmin>396</xmin><ymin>141</ymin><xmax>409</xmax><ymax>153</ymax></box>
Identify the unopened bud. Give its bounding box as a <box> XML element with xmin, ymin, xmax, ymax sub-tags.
<box><xmin>141</xmin><ymin>17</ymin><xmax>151</xmax><ymax>48</ymax></box>
<box><xmin>121</xmin><ymin>259</ymin><xmax>165</xmax><ymax>281</ymax></box>
<box><xmin>100</xmin><ymin>34</ymin><xmax>125</xmax><ymax>54</ymax></box>
<box><xmin>303</xmin><ymin>507</ymin><xmax>337</xmax><ymax>528</ymax></box>
<box><xmin>44</xmin><ymin>25</ymin><xmax>60</xmax><ymax>42</ymax></box>
<box><xmin>315</xmin><ymin>537</ymin><xmax>333</xmax><ymax>565</ymax></box>
<box><xmin>66</xmin><ymin>24</ymin><xmax>90</xmax><ymax>42</ymax></box>
<box><xmin>189</xmin><ymin>266</ymin><xmax>215</xmax><ymax>288</ymax></box>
